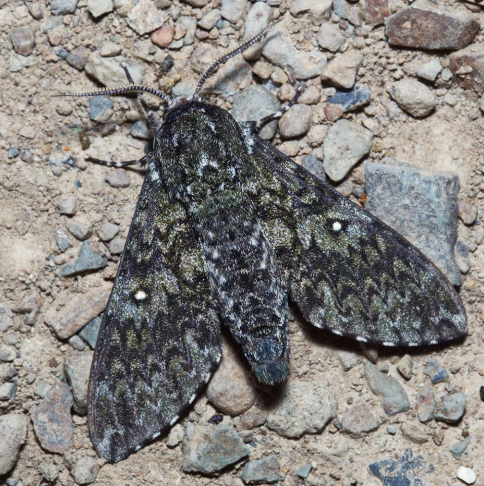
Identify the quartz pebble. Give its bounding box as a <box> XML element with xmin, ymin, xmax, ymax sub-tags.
<box><xmin>457</xmin><ymin>466</ymin><xmax>477</xmax><ymax>485</ymax></box>
<box><xmin>0</xmin><ymin>415</ymin><xmax>28</xmax><ymax>475</ymax></box>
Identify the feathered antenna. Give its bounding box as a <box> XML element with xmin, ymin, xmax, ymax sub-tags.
<box><xmin>192</xmin><ymin>20</ymin><xmax>281</xmax><ymax>100</ymax></box>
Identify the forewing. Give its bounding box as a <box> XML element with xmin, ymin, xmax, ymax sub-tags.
<box><xmin>88</xmin><ymin>164</ymin><xmax>221</xmax><ymax>463</ymax></box>
<box><xmin>248</xmin><ymin>135</ymin><xmax>466</xmax><ymax>347</ymax></box>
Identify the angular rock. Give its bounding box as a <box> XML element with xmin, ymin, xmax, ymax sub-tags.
<box><xmin>89</xmin><ymin>96</ymin><xmax>113</xmax><ymax>123</ymax></box>
<box><xmin>85</xmin><ymin>53</ymin><xmax>144</xmax><ymax>87</ymax></box>
<box><xmin>182</xmin><ymin>423</ymin><xmax>249</xmax><ymax>474</ymax></box>
<box><xmin>59</xmin><ymin>241</ymin><xmax>108</xmax><ymax>277</ymax></box>
<box><xmin>58</xmin><ymin>195</ymin><xmax>78</xmax><ymax>216</ymax></box>
<box><xmin>364</xmin><ymin>362</ymin><xmax>410</xmax><ymax>416</ymax></box>
<box><xmin>416</xmin><ymin>59</ymin><xmax>442</xmax><ymax>83</ymax></box>
<box><xmin>44</xmin><ymin>286</ymin><xmax>111</xmax><ymax>339</ymax></box>
<box><xmin>72</xmin><ymin>456</ymin><xmax>100</xmax><ymax>485</ymax></box>
<box><xmin>290</xmin><ymin>0</ymin><xmax>333</xmax><ymax>23</ymax></box>
<box><xmin>127</xmin><ymin>0</ymin><xmax>167</xmax><ymax>35</ymax></box>
<box><xmin>301</xmin><ymin>154</ymin><xmax>326</xmax><ymax>181</ymax></box>
<box><xmin>106</xmin><ymin>169</ymin><xmax>130</xmax><ymax>188</ymax></box>
<box><xmin>100</xmin><ymin>41</ymin><xmax>121</xmax><ymax>57</ymax></box>
<box><xmin>0</xmin><ymin>414</ymin><xmax>28</xmax><ymax>475</ymax></box>
<box><xmin>278</xmin><ymin>104</ymin><xmax>312</xmax><ymax>139</ymax></box>
<box><xmin>66</xmin><ymin>218</ymin><xmax>92</xmax><ymax>241</ymax></box>
<box><xmin>323</xmin><ymin>119</ymin><xmax>373</xmax><ymax>182</ymax></box>
<box><xmin>109</xmin><ymin>236</ymin><xmax>125</xmax><ymax>255</ymax></box>
<box><xmin>166</xmin><ymin>424</ymin><xmax>184</xmax><ymax>448</ymax></box>
<box><xmin>450</xmin><ymin>436</ymin><xmax>471</xmax><ymax>458</ymax></box>
<box><xmin>267</xmin><ymin>380</ymin><xmax>337</xmax><ymax>438</ymax></box>
<box><xmin>221</xmin><ymin>0</ymin><xmax>247</xmax><ymax>23</ymax></box>
<box><xmin>67</xmin><ymin>46</ymin><xmax>90</xmax><ymax>71</ymax></box>
<box><xmin>327</xmin><ymin>85</ymin><xmax>371</xmax><ymax>113</ymax></box>
<box><xmin>423</xmin><ymin>357</ymin><xmax>449</xmax><ymax>384</ymax></box>
<box><xmin>32</xmin><ymin>382</ymin><xmax>74</xmax><ymax>454</ymax></box>
<box><xmin>316</xmin><ymin>22</ymin><xmax>344</xmax><ymax>53</ymax></box>
<box><xmin>0</xmin><ymin>382</ymin><xmax>16</xmax><ymax>401</ymax></box>
<box><xmin>449</xmin><ymin>44</ymin><xmax>484</xmax><ymax>94</ymax></box>
<box><xmin>401</xmin><ymin>423</ymin><xmax>429</xmax><ymax>444</ymax></box>
<box><xmin>87</xmin><ymin>0</ymin><xmax>112</xmax><ymax>18</ymax></box>
<box><xmin>341</xmin><ymin>402</ymin><xmax>381</xmax><ymax>437</ymax></box>
<box><xmin>11</xmin><ymin>27</ymin><xmax>36</xmax><ymax>56</ymax></box>
<box><xmin>244</xmin><ymin>2</ymin><xmax>271</xmax><ymax>45</ymax></box>
<box><xmin>387</xmin><ymin>79</ymin><xmax>436</xmax><ymax>118</ymax></box>
<box><xmin>51</xmin><ymin>0</ymin><xmax>79</xmax><ymax>15</ymax></box>
<box><xmin>365</xmin><ymin>158</ymin><xmax>461</xmax><ymax>285</ymax></box>
<box><xmin>435</xmin><ymin>392</ymin><xmax>466</xmax><ymax>423</ymax></box>
<box><xmin>321</xmin><ymin>50</ymin><xmax>363</xmax><ymax>89</ymax></box>
<box><xmin>97</xmin><ymin>222</ymin><xmax>119</xmax><ymax>242</ymax></box>
<box><xmin>79</xmin><ymin>317</ymin><xmax>102</xmax><ymax>349</ymax></box>
<box><xmin>458</xmin><ymin>202</ymin><xmax>477</xmax><ymax>226</ymax></box>
<box><xmin>198</xmin><ymin>9</ymin><xmax>221</xmax><ymax>30</ymax></box>
<box><xmin>242</xmin><ymin>454</ymin><xmax>280</xmax><ymax>484</ymax></box>
<box><xmin>130</xmin><ymin>120</ymin><xmax>152</xmax><ymax>140</ymax></box>
<box><xmin>296</xmin><ymin>464</ymin><xmax>312</xmax><ymax>479</ymax></box>
<box><xmin>396</xmin><ymin>355</ymin><xmax>413</xmax><ymax>380</ymax></box>
<box><xmin>64</xmin><ymin>351</ymin><xmax>93</xmax><ymax>414</ymax></box>
<box><xmin>365</xmin><ymin>0</ymin><xmax>390</xmax><ymax>26</ymax></box>
<box><xmin>385</xmin><ymin>0</ymin><xmax>479</xmax><ymax>51</ymax></box>
<box><xmin>206</xmin><ymin>344</ymin><xmax>256</xmax><ymax>416</ymax></box>
<box><xmin>416</xmin><ymin>385</ymin><xmax>436</xmax><ymax>423</ymax></box>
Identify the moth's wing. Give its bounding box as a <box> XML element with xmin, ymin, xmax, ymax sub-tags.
<box><xmin>88</xmin><ymin>164</ymin><xmax>221</xmax><ymax>463</ymax></box>
<box><xmin>249</xmin><ymin>135</ymin><xmax>466</xmax><ymax>347</ymax></box>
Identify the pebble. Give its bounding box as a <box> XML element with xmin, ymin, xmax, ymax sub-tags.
<box><xmin>449</xmin><ymin>44</ymin><xmax>484</xmax><ymax>94</ymax></box>
<box><xmin>450</xmin><ymin>436</ymin><xmax>471</xmax><ymax>457</ymax></box>
<box><xmin>435</xmin><ymin>392</ymin><xmax>466</xmax><ymax>423</ymax></box>
<box><xmin>278</xmin><ymin>104</ymin><xmax>312</xmax><ymax>139</ymax></box>
<box><xmin>56</xmin><ymin>100</ymin><xmax>73</xmax><ymax>116</ymax></box>
<box><xmin>72</xmin><ymin>456</ymin><xmax>100</xmax><ymax>485</ymax></box>
<box><xmin>416</xmin><ymin>385</ymin><xmax>436</xmax><ymax>423</ymax></box>
<box><xmin>56</xmin><ymin>229</ymin><xmax>71</xmax><ymax>252</ymax></box>
<box><xmin>341</xmin><ymin>402</ymin><xmax>381</xmax><ymax>437</ymax></box>
<box><xmin>198</xmin><ymin>9</ymin><xmax>221</xmax><ymax>30</ymax></box>
<box><xmin>166</xmin><ymin>424</ymin><xmax>184</xmax><ymax>448</ymax></box>
<box><xmin>85</xmin><ymin>53</ymin><xmax>144</xmax><ymax>87</ymax></box>
<box><xmin>151</xmin><ymin>25</ymin><xmax>175</xmax><ymax>48</ymax></box>
<box><xmin>267</xmin><ymin>379</ymin><xmax>337</xmax><ymax>438</ymax></box>
<box><xmin>237</xmin><ymin>410</ymin><xmax>267</xmax><ymax>430</ymax></box>
<box><xmin>10</xmin><ymin>27</ymin><xmax>35</xmax><ymax>56</ymax></box>
<box><xmin>316</xmin><ymin>22</ymin><xmax>344</xmax><ymax>53</ymax></box>
<box><xmin>423</xmin><ymin>357</ymin><xmax>449</xmax><ymax>384</ymax></box>
<box><xmin>106</xmin><ymin>169</ymin><xmax>130</xmax><ymax>188</ymax></box>
<box><xmin>385</xmin><ymin>1</ymin><xmax>479</xmax><ymax>51</ymax></box>
<box><xmin>127</xmin><ymin>0</ymin><xmax>167</xmax><ymax>35</ymax></box>
<box><xmin>299</xmin><ymin>85</ymin><xmax>321</xmax><ymax>105</ymax></box>
<box><xmin>364</xmin><ymin>362</ymin><xmax>410</xmax><ymax>416</ymax></box>
<box><xmin>87</xmin><ymin>0</ymin><xmax>112</xmax><ymax>18</ymax></box>
<box><xmin>130</xmin><ymin>120</ymin><xmax>152</xmax><ymax>140</ymax></box>
<box><xmin>336</xmin><ymin>349</ymin><xmax>360</xmax><ymax>371</ymax></box>
<box><xmin>396</xmin><ymin>355</ymin><xmax>413</xmax><ymax>380</ymax></box>
<box><xmin>221</xmin><ymin>0</ymin><xmax>247</xmax><ymax>23</ymax></box>
<box><xmin>387</xmin><ymin>79</ymin><xmax>437</xmax><ymax>118</ymax></box>
<box><xmin>64</xmin><ymin>351</ymin><xmax>93</xmax><ymax>415</ymax></box>
<box><xmin>400</xmin><ymin>423</ymin><xmax>428</xmax><ymax>444</ymax></box>
<box><xmin>457</xmin><ymin>466</ymin><xmax>476</xmax><ymax>484</ymax></box>
<box><xmin>68</xmin><ymin>335</ymin><xmax>85</xmax><ymax>351</ymax></box>
<box><xmin>27</xmin><ymin>2</ymin><xmax>43</xmax><ymax>20</ymax></box>
<box><xmin>416</xmin><ymin>59</ymin><xmax>442</xmax><ymax>83</ymax></box>
<box><xmin>65</xmin><ymin>218</ymin><xmax>92</xmax><ymax>241</ymax></box>
<box><xmin>109</xmin><ymin>236</ymin><xmax>125</xmax><ymax>255</ymax></box>
<box><xmin>206</xmin><ymin>343</ymin><xmax>257</xmax><ymax>416</ymax></box>
<box><xmin>458</xmin><ymin>202</ymin><xmax>477</xmax><ymax>226</ymax></box>
<box><xmin>231</xmin><ymin>85</ymin><xmax>280</xmax><ymax>140</ymax></box>
<box><xmin>89</xmin><ymin>96</ymin><xmax>113</xmax><ymax>123</ymax></box>
<box><xmin>365</xmin><ymin>0</ymin><xmax>390</xmax><ymax>26</ymax></box>
<box><xmin>8</xmin><ymin>148</ymin><xmax>19</xmax><ymax>159</ymax></box>
<box><xmin>79</xmin><ymin>317</ymin><xmax>101</xmax><ymax>349</ymax></box>
<box><xmin>59</xmin><ymin>241</ymin><xmax>108</xmax><ymax>277</ymax></box>
<box><xmin>0</xmin><ymin>364</ymin><xmax>17</xmax><ymax>383</ymax></box>
<box><xmin>182</xmin><ymin>423</ymin><xmax>249</xmax><ymax>474</ymax></box>
<box><xmin>327</xmin><ymin>85</ymin><xmax>371</xmax><ymax>113</ymax></box>
<box><xmin>323</xmin><ymin>119</ymin><xmax>373</xmax><ymax>182</ymax></box>
<box><xmin>0</xmin><ymin>414</ymin><xmax>28</xmax><ymax>475</ymax></box>
<box><xmin>66</xmin><ymin>46</ymin><xmax>90</xmax><ymax>71</ymax></box>
<box><xmin>32</xmin><ymin>382</ymin><xmax>74</xmax><ymax>454</ymax></box>
<box><xmin>51</xmin><ymin>0</ymin><xmax>79</xmax><ymax>15</ymax></box>
<box><xmin>290</xmin><ymin>0</ymin><xmax>333</xmax><ymax>23</ymax></box>
<box><xmin>296</xmin><ymin>464</ymin><xmax>312</xmax><ymax>479</ymax></box>
<box><xmin>0</xmin><ymin>346</ymin><xmax>16</xmax><ymax>362</ymax></box>
<box><xmin>183</xmin><ymin>0</ymin><xmax>210</xmax><ymax>6</ymax></box>
<box><xmin>301</xmin><ymin>154</ymin><xmax>326</xmax><ymax>181</ymax></box>
<box><xmin>100</xmin><ymin>41</ymin><xmax>122</xmax><ymax>57</ymax></box>
<box><xmin>242</xmin><ymin>454</ymin><xmax>280</xmax><ymax>484</ymax></box>
<box><xmin>58</xmin><ymin>195</ymin><xmax>78</xmax><ymax>216</ymax></box>
<box><xmin>321</xmin><ymin>50</ymin><xmax>363</xmax><ymax>89</ymax></box>
<box><xmin>365</xmin><ymin>158</ymin><xmax>461</xmax><ymax>285</ymax></box>
<box><xmin>97</xmin><ymin>222</ymin><xmax>119</xmax><ymax>242</ymax></box>
<box><xmin>242</xmin><ymin>2</ymin><xmax>271</xmax><ymax>60</ymax></box>
<box><xmin>41</xmin><ymin>464</ymin><xmax>59</xmax><ymax>482</ymax></box>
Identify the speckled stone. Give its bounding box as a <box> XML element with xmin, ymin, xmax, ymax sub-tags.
<box><xmin>0</xmin><ymin>414</ymin><xmax>28</xmax><ymax>475</ymax></box>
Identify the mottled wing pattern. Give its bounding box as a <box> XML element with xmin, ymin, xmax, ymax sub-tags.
<box><xmin>88</xmin><ymin>163</ymin><xmax>221</xmax><ymax>463</ymax></box>
<box><xmin>246</xmin><ymin>134</ymin><xmax>467</xmax><ymax>347</ymax></box>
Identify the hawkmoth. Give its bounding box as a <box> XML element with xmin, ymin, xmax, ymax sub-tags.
<box><xmin>59</xmin><ymin>24</ymin><xmax>467</xmax><ymax>463</ymax></box>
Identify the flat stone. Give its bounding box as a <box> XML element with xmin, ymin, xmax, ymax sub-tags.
<box><xmin>65</xmin><ymin>218</ymin><xmax>92</xmax><ymax>241</ymax></box>
<box><xmin>416</xmin><ymin>59</ymin><xmax>442</xmax><ymax>83</ymax></box>
<box><xmin>151</xmin><ymin>25</ymin><xmax>175</xmax><ymax>48</ymax></box>
<box><xmin>106</xmin><ymin>169</ymin><xmax>130</xmax><ymax>188</ymax></box>
<box><xmin>182</xmin><ymin>423</ymin><xmax>249</xmax><ymax>474</ymax></box>
<box><xmin>0</xmin><ymin>382</ymin><xmax>16</xmax><ymax>401</ymax></box>
<box><xmin>198</xmin><ymin>9</ymin><xmax>221</xmax><ymax>30</ymax></box>
<box><xmin>51</xmin><ymin>0</ymin><xmax>79</xmax><ymax>15</ymax></box>
<box><xmin>87</xmin><ymin>0</ymin><xmax>112</xmax><ymax>18</ymax></box>
<box><xmin>242</xmin><ymin>454</ymin><xmax>280</xmax><ymax>484</ymax></box>
<box><xmin>97</xmin><ymin>222</ymin><xmax>119</xmax><ymax>242</ymax></box>
<box><xmin>296</xmin><ymin>464</ymin><xmax>312</xmax><ymax>479</ymax></box>
<box><xmin>341</xmin><ymin>402</ymin><xmax>381</xmax><ymax>437</ymax></box>
<box><xmin>32</xmin><ymin>382</ymin><xmax>74</xmax><ymax>454</ymax></box>
<box><xmin>11</xmin><ymin>26</ymin><xmax>35</xmax><ymax>56</ymax></box>
<box><xmin>0</xmin><ymin>414</ymin><xmax>28</xmax><ymax>475</ymax></box>
<box><xmin>365</xmin><ymin>158</ymin><xmax>461</xmax><ymax>285</ymax></box>
<box><xmin>401</xmin><ymin>423</ymin><xmax>429</xmax><ymax>444</ymax></box>
<box><xmin>301</xmin><ymin>154</ymin><xmax>326</xmax><ymax>181</ymax></box>
<box><xmin>72</xmin><ymin>456</ymin><xmax>100</xmax><ymax>485</ymax></box>
<box><xmin>242</xmin><ymin>2</ymin><xmax>271</xmax><ymax>60</ymax></box>
<box><xmin>44</xmin><ymin>286</ymin><xmax>111</xmax><ymax>339</ymax></box>
<box><xmin>327</xmin><ymin>85</ymin><xmax>371</xmax><ymax>113</ymax></box>
<box><xmin>364</xmin><ymin>362</ymin><xmax>410</xmax><ymax>416</ymax></box>
<box><xmin>79</xmin><ymin>317</ymin><xmax>101</xmax><ymax>349</ymax></box>
<box><xmin>435</xmin><ymin>392</ymin><xmax>466</xmax><ymax>423</ymax></box>
<box><xmin>0</xmin><ymin>346</ymin><xmax>16</xmax><ymax>362</ymax></box>
<box><xmin>323</xmin><ymin>119</ymin><xmax>373</xmax><ymax>182</ymax></box>
<box><xmin>299</xmin><ymin>85</ymin><xmax>321</xmax><ymax>105</ymax></box>
<box><xmin>221</xmin><ymin>0</ymin><xmax>247</xmax><ymax>23</ymax></box>
<box><xmin>365</xmin><ymin>0</ymin><xmax>390</xmax><ymax>26</ymax></box>
<box><xmin>85</xmin><ymin>53</ymin><xmax>144</xmax><ymax>87</ymax></box>
<box><xmin>449</xmin><ymin>44</ymin><xmax>484</xmax><ymax>94</ymax></box>
<box><xmin>237</xmin><ymin>410</ymin><xmax>267</xmax><ymax>430</ymax></box>
<box><xmin>385</xmin><ymin>0</ymin><xmax>479</xmax><ymax>51</ymax></box>
<box><xmin>290</xmin><ymin>0</ymin><xmax>333</xmax><ymax>23</ymax></box>
<box><xmin>450</xmin><ymin>436</ymin><xmax>471</xmax><ymax>458</ymax></box>
<box><xmin>267</xmin><ymin>379</ymin><xmax>337</xmax><ymax>438</ymax></box>
<box><xmin>67</xmin><ymin>46</ymin><xmax>90</xmax><ymax>71</ymax></box>
<box><xmin>89</xmin><ymin>96</ymin><xmax>113</xmax><ymax>123</ymax></box>
<box><xmin>182</xmin><ymin>0</ymin><xmax>210</xmax><ymax>6</ymax></box>
<box><xmin>58</xmin><ymin>195</ymin><xmax>78</xmax><ymax>216</ymax></box>
<box><xmin>127</xmin><ymin>0</ymin><xmax>167</xmax><ymax>35</ymax></box>
<box><xmin>59</xmin><ymin>241</ymin><xmax>108</xmax><ymax>277</ymax></box>
<box><xmin>130</xmin><ymin>120</ymin><xmax>152</xmax><ymax>140</ymax></box>
<box><xmin>387</xmin><ymin>79</ymin><xmax>437</xmax><ymax>118</ymax></box>
<box><xmin>316</xmin><ymin>22</ymin><xmax>344</xmax><ymax>53</ymax></box>
<box><xmin>278</xmin><ymin>104</ymin><xmax>312</xmax><ymax>139</ymax></box>
<box><xmin>321</xmin><ymin>50</ymin><xmax>363</xmax><ymax>89</ymax></box>
<box><xmin>100</xmin><ymin>41</ymin><xmax>122</xmax><ymax>57</ymax></box>
<box><xmin>64</xmin><ymin>351</ymin><xmax>93</xmax><ymax>415</ymax></box>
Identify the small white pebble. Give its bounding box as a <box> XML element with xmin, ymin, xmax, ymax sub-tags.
<box><xmin>457</xmin><ymin>466</ymin><xmax>477</xmax><ymax>485</ymax></box>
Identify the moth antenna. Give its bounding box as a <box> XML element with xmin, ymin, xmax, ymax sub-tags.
<box><xmin>54</xmin><ymin>85</ymin><xmax>172</xmax><ymax>105</ymax></box>
<box><xmin>192</xmin><ymin>19</ymin><xmax>282</xmax><ymax>100</ymax></box>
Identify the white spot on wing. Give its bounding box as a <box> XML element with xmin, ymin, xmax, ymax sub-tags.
<box><xmin>170</xmin><ymin>415</ymin><xmax>179</xmax><ymax>426</ymax></box>
<box><xmin>333</xmin><ymin>221</ymin><xmax>343</xmax><ymax>232</ymax></box>
<box><xmin>356</xmin><ymin>336</ymin><xmax>367</xmax><ymax>342</ymax></box>
<box><xmin>189</xmin><ymin>393</ymin><xmax>197</xmax><ymax>404</ymax></box>
<box><xmin>135</xmin><ymin>445</ymin><xmax>141</xmax><ymax>451</ymax></box>
<box><xmin>135</xmin><ymin>290</ymin><xmax>147</xmax><ymax>301</ymax></box>
<box><xmin>152</xmin><ymin>432</ymin><xmax>161</xmax><ymax>439</ymax></box>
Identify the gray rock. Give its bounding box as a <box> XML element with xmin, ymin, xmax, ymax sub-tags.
<box><xmin>0</xmin><ymin>346</ymin><xmax>16</xmax><ymax>362</ymax></box>
<box><xmin>450</xmin><ymin>436</ymin><xmax>471</xmax><ymax>458</ymax></box>
<box><xmin>296</xmin><ymin>464</ymin><xmax>312</xmax><ymax>479</ymax></box>
<box><xmin>72</xmin><ymin>456</ymin><xmax>100</xmax><ymax>485</ymax></box>
<box><xmin>130</xmin><ymin>120</ymin><xmax>152</xmax><ymax>140</ymax></box>
<box><xmin>58</xmin><ymin>195</ymin><xmax>78</xmax><ymax>216</ymax></box>
<box><xmin>182</xmin><ymin>423</ymin><xmax>249</xmax><ymax>474</ymax></box>
<box><xmin>364</xmin><ymin>361</ymin><xmax>410</xmax><ymax>416</ymax></box>
<box><xmin>198</xmin><ymin>9</ymin><xmax>221</xmax><ymax>30</ymax></box>
<box><xmin>66</xmin><ymin>218</ymin><xmax>92</xmax><ymax>241</ymax></box>
<box><xmin>299</xmin><ymin>85</ymin><xmax>321</xmax><ymax>105</ymax></box>
<box><xmin>365</xmin><ymin>158</ymin><xmax>461</xmax><ymax>285</ymax></box>
<box><xmin>79</xmin><ymin>317</ymin><xmax>101</xmax><ymax>349</ymax></box>
<box><xmin>0</xmin><ymin>414</ymin><xmax>28</xmax><ymax>475</ymax></box>
<box><xmin>89</xmin><ymin>96</ymin><xmax>113</xmax><ymax>123</ymax></box>
<box><xmin>333</xmin><ymin>0</ymin><xmax>350</xmax><ymax>19</ymax></box>
<box><xmin>290</xmin><ymin>0</ymin><xmax>333</xmax><ymax>22</ymax></box>
<box><xmin>85</xmin><ymin>53</ymin><xmax>144</xmax><ymax>87</ymax></box>
<box><xmin>423</xmin><ymin>357</ymin><xmax>449</xmax><ymax>384</ymax></box>
<box><xmin>32</xmin><ymin>382</ymin><xmax>74</xmax><ymax>454</ymax></box>
<box><xmin>106</xmin><ymin>169</ymin><xmax>130</xmax><ymax>188</ymax></box>
<box><xmin>0</xmin><ymin>382</ymin><xmax>16</xmax><ymax>401</ymax></box>
<box><xmin>127</xmin><ymin>0</ymin><xmax>167</xmax><ymax>35</ymax></box>
<box><xmin>435</xmin><ymin>392</ymin><xmax>466</xmax><ymax>423</ymax></box>
<box><xmin>231</xmin><ymin>85</ymin><xmax>280</xmax><ymax>140</ymax></box>
<box><xmin>0</xmin><ymin>364</ymin><xmax>17</xmax><ymax>383</ymax></box>
<box><xmin>316</xmin><ymin>22</ymin><xmax>344</xmax><ymax>53</ymax></box>
<box><xmin>341</xmin><ymin>402</ymin><xmax>381</xmax><ymax>437</ymax></box>
<box><xmin>278</xmin><ymin>104</ymin><xmax>312</xmax><ymax>139</ymax></box>
<box><xmin>66</xmin><ymin>46</ymin><xmax>90</xmax><ymax>71</ymax></box>
<box><xmin>401</xmin><ymin>423</ymin><xmax>429</xmax><ymax>444</ymax></box>
<box><xmin>11</xmin><ymin>27</ymin><xmax>35</xmax><ymax>56</ymax></box>
<box><xmin>59</xmin><ymin>241</ymin><xmax>108</xmax><ymax>278</ymax></box>
<box><xmin>396</xmin><ymin>354</ymin><xmax>413</xmax><ymax>380</ymax></box>
<box><xmin>449</xmin><ymin>44</ymin><xmax>484</xmax><ymax>93</ymax></box>
<box><xmin>64</xmin><ymin>351</ymin><xmax>93</xmax><ymax>415</ymax></box>
<box><xmin>41</xmin><ymin>464</ymin><xmax>59</xmax><ymax>482</ymax></box>
<box><xmin>109</xmin><ymin>236</ymin><xmax>125</xmax><ymax>255</ymax></box>
<box><xmin>56</xmin><ymin>229</ymin><xmax>71</xmax><ymax>252</ymax></box>
<box><xmin>242</xmin><ymin>454</ymin><xmax>280</xmax><ymax>484</ymax></box>
<box><xmin>8</xmin><ymin>148</ymin><xmax>19</xmax><ymax>159</ymax></box>
<box><xmin>244</xmin><ymin>2</ymin><xmax>271</xmax><ymax>42</ymax></box>
<box><xmin>267</xmin><ymin>379</ymin><xmax>337</xmax><ymax>438</ymax></box>
<box><xmin>387</xmin><ymin>79</ymin><xmax>437</xmax><ymax>118</ymax></box>
<box><xmin>416</xmin><ymin>59</ymin><xmax>442</xmax><ymax>83</ymax></box>
<box><xmin>221</xmin><ymin>0</ymin><xmax>247</xmax><ymax>23</ymax></box>
<box><xmin>302</xmin><ymin>154</ymin><xmax>326</xmax><ymax>181</ymax></box>
<box><xmin>97</xmin><ymin>222</ymin><xmax>119</xmax><ymax>242</ymax></box>
<box><xmin>166</xmin><ymin>423</ymin><xmax>184</xmax><ymax>448</ymax></box>
<box><xmin>262</xmin><ymin>31</ymin><xmax>325</xmax><ymax>80</ymax></box>
<box><xmin>51</xmin><ymin>0</ymin><xmax>79</xmax><ymax>15</ymax></box>
<box><xmin>27</xmin><ymin>2</ymin><xmax>43</xmax><ymax>20</ymax></box>
<box><xmin>182</xmin><ymin>0</ymin><xmax>210</xmax><ymax>7</ymax></box>
<box><xmin>323</xmin><ymin>119</ymin><xmax>373</xmax><ymax>182</ymax></box>
<box><xmin>321</xmin><ymin>50</ymin><xmax>363</xmax><ymax>89</ymax></box>
<box><xmin>336</xmin><ymin>349</ymin><xmax>360</xmax><ymax>371</ymax></box>
<box><xmin>206</xmin><ymin>343</ymin><xmax>257</xmax><ymax>416</ymax></box>
<box><xmin>385</xmin><ymin>0</ymin><xmax>479</xmax><ymax>51</ymax></box>
<box><xmin>100</xmin><ymin>41</ymin><xmax>122</xmax><ymax>57</ymax></box>
<box><xmin>0</xmin><ymin>307</ymin><xmax>13</xmax><ymax>333</ymax></box>
<box><xmin>87</xmin><ymin>0</ymin><xmax>113</xmax><ymax>18</ymax></box>
<box><xmin>416</xmin><ymin>385</ymin><xmax>435</xmax><ymax>423</ymax></box>
<box><xmin>68</xmin><ymin>335</ymin><xmax>86</xmax><ymax>351</ymax></box>
<box><xmin>327</xmin><ymin>85</ymin><xmax>371</xmax><ymax>112</ymax></box>
<box><xmin>458</xmin><ymin>202</ymin><xmax>477</xmax><ymax>226</ymax></box>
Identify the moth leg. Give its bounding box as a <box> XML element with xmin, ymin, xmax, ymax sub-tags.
<box><xmin>86</xmin><ymin>153</ymin><xmax>151</xmax><ymax>168</ymax></box>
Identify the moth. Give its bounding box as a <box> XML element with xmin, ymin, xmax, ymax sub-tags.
<box><xmin>59</xmin><ymin>24</ymin><xmax>467</xmax><ymax>463</ymax></box>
